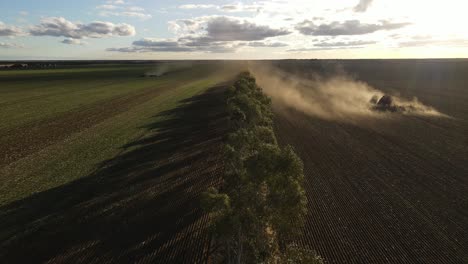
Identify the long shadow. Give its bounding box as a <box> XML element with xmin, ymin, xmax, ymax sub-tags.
<box><xmin>0</xmin><ymin>85</ymin><xmax>229</xmax><ymax>263</ymax></box>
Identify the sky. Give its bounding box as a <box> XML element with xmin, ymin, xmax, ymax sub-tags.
<box><xmin>1</xmin><ymin>0</ymin><xmax>468</xmax><ymax>60</ymax></box>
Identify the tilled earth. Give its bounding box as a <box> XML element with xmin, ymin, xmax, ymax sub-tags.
<box><xmin>274</xmin><ymin>106</ymin><xmax>468</xmax><ymax>264</ymax></box>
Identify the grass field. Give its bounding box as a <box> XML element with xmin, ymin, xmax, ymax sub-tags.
<box><xmin>0</xmin><ymin>62</ymin><xmax>240</xmax><ymax>262</ymax></box>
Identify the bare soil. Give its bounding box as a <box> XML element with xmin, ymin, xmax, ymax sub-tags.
<box><xmin>274</xmin><ymin>105</ymin><xmax>468</xmax><ymax>264</ymax></box>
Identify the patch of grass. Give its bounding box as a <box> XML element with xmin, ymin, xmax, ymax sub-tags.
<box><xmin>0</xmin><ymin>64</ymin><xmax>217</xmax><ymax>131</ymax></box>
<box><xmin>0</xmin><ymin>63</ymin><xmax>237</xmax><ymax>206</ymax></box>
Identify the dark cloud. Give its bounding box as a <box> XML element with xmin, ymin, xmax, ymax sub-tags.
<box><xmin>30</xmin><ymin>17</ymin><xmax>135</xmax><ymax>39</ymax></box>
<box><xmin>61</xmin><ymin>38</ymin><xmax>86</xmax><ymax>45</ymax></box>
<box><xmin>132</xmin><ymin>39</ymin><xmax>180</xmax><ymax>47</ymax></box>
<box><xmin>0</xmin><ymin>22</ymin><xmax>23</xmax><ymax>36</ymax></box>
<box><xmin>108</xmin><ymin>38</ymin><xmax>238</xmax><ymax>53</ymax></box>
<box><xmin>354</xmin><ymin>0</ymin><xmax>374</xmax><ymax>12</ymax></box>
<box><xmin>205</xmin><ymin>17</ymin><xmax>290</xmax><ymax>41</ymax></box>
<box><xmin>244</xmin><ymin>41</ymin><xmax>288</xmax><ymax>47</ymax></box>
<box><xmin>107</xmin><ymin>46</ymin><xmax>194</xmax><ymax>52</ymax></box>
<box><xmin>296</xmin><ymin>20</ymin><xmax>410</xmax><ymax>36</ymax></box>
<box><xmin>108</xmin><ymin>16</ymin><xmax>290</xmax><ymax>54</ymax></box>
<box><xmin>107</xmin><ymin>37</ymin><xmax>289</xmax><ymax>54</ymax></box>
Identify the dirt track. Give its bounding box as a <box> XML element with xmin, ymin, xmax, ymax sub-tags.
<box><xmin>274</xmin><ymin>105</ymin><xmax>468</xmax><ymax>263</ymax></box>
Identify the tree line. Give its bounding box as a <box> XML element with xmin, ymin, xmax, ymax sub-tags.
<box><xmin>202</xmin><ymin>72</ymin><xmax>324</xmax><ymax>263</ymax></box>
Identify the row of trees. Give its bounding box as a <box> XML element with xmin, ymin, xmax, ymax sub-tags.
<box><xmin>202</xmin><ymin>72</ymin><xmax>323</xmax><ymax>263</ymax></box>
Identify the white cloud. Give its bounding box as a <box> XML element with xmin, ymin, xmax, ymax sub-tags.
<box><xmin>99</xmin><ymin>10</ymin><xmax>152</xmax><ymax>19</ymax></box>
<box><xmin>220</xmin><ymin>3</ymin><xmax>262</xmax><ymax>13</ymax></box>
<box><xmin>29</xmin><ymin>17</ymin><xmax>136</xmax><ymax>39</ymax></box>
<box><xmin>107</xmin><ymin>0</ymin><xmax>125</xmax><ymax>4</ymax></box>
<box><xmin>399</xmin><ymin>38</ymin><xmax>468</xmax><ymax>48</ymax></box>
<box><xmin>296</xmin><ymin>20</ymin><xmax>411</xmax><ymax>36</ymax></box>
<box><xmin>128</xmin><ymin>6</ymin><xmax>145</xmax><ymax>12</ymax></box>
<box><xmin>179</xmin><ymin>4</ymin><xmax>217</xmax><ymax>9</ymax></box>
<box><xmin>178</xmin><ymin>3</ymin><xmax>261</xmax><ymax>13</ymax></box>
<box><xmin>289</xmin><ymin>40</ymin><xmax>376</xmax><ymax>51</ymax></box>
<box><xmin>97</xmin><ymin>1</ymin><xmax>152</xmax><ymax>19</ymax></box>
<box><xmin>0</xmin><ymin>22</ymin><xmax>24</xmax><ymax>36</ymax></box>
<box><xmin>354</xmin><ymin>0</ymin><xmax>374</xmax><ymax>12</ymax></box>
<box><xmin>0</xmin><ymin>42</ymin><xmax>24</xmax><ymax>48</ymax></box>
<box><xmin>97</xmin><ymin>5</ymin><xmax>119</xmax><ymax>10</ymax></box>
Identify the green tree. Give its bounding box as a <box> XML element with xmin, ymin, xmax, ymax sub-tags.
<box><xmin>202</xmin><ymin>72</ymin><xmax>322</xmax><ymax>264</ymax></box>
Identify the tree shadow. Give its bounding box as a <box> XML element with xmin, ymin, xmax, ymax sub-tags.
<box><xmin>0</xmin><ymin>85</ymin><xmax>229</xmax><ymax>263</ymax></box>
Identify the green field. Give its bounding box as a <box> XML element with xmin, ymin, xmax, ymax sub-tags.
<box><xmin>0</xmin><ymin>62</ymin><xmax>238</xmax><ymax>206</ymax></box>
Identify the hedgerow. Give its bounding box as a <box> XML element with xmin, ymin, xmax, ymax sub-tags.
<box><xmin>202</xmin><ymin>72</ymin><xmax>323</xmax><ymax>264</ymax></box>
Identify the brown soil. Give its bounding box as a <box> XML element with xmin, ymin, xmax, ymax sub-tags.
<box><xmin>274</xmin><ymin>105</ymin><xmax>468</xmax><ymax>264</ymax></box>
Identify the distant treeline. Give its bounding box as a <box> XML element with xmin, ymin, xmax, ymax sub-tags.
<box><xmin>202</xmin><ymin>72</ymin><xmax>323</xmax><ymax>263</ymax></box>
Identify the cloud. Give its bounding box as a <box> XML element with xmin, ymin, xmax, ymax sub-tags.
<box><xmin>287</xmin><ymin>40</ymin><xmax>376</xmax><ymax>52</ymax></box>
<box><xmin>399</xmin><ymin>38</ymin><xmax>468</xmax><ymax>48</ymax></box>
<box><xmin>119</xmin><ymin>12</ymin><xmax>152</xmax><ymax>19</ymax></box>
<box><xmin>243</xmin><ymin>41</ymin><xmax>289</xmax><ymax>47</ymax></box>
<box><xmin>107</xmin><ymin>0</ymin><xmax>125</xmax><ymax>4</ymax></box>
<box><xmin>107</xmin><ymin>37</ymin><xmax>238</xmax><ymax>53</ymax></box>
<box><xmin>132</xmin><ymin>39</ymin><xmax>180</xmax><ymax>47</ymax></box>
<box><xmin>166</xmin><ymin>16</ymin><xmax>290</xmax><ymax>49</ymax></box>
<box><xmin>0</xmin><ymin>22</ymin><xmax>23</xmax><ymax>36</ymax></box>
<box><xmin>203</xmin><ymin>16</ymin><xmax>290</xmax><ymax>41</ymax></box>
<box><xmin>99</xmin><ymin>11</ymin><xmax>152</xmax><ymax>19</ymax></box>
<box><xmin>296</xmin><ymin>20</ymin><xmax>410</xmax><ymax>36</ymax></box>
<box><xmin>220</xmin><ymin>4</ymin><xmax>262</xmax><ymax>12</ymax></box>
<box><xmin>314</xmin><ymin>40</ymin><xmax>376</xmax><ymax>47</ymax></box>
<box><xmin>29</xmin><ymin>17</ymin><xmax>135</xmax><ymax>39</ymax></box>
<box><xmin>128</xmin><ymin>6</ymin><xmax>145</xmax><ymax>12</ymax></box>
<box><xmin>178</xmin><ymin>3</ymin><xmax>261</xmax><ymax>12</ymax></box>
<box><xmin>354</xmin><ymin>0</ymin><xmax>374</xmax><ymax>12</ymax></box>
<box><xmin>107</xmin><ymin>38</ymin><xmax>289</xmax><ymax>54</ymax></box>
<box><xmin>61</xmin><ymin>38</ymin><xmax>87</xmax><ymax>45</ymax></box>
<box><xmin>109</xmin><ymin>16</ymin><xmax>290</xmax><ymax>54</ymax></box>
<box><xmin>97</xmin><ymin>3</ymin><xmax>152</xmax><ymax>19</ymax></box>
<box><xmin>0</xmin><ymin>42</ymin><xmax>24</xmax><ymax>48</ymax></box>
<box><xmin>179</xmin><ymin>4</ymin><xmax>217</xmax><ymax>9</ymax></box>
<box><xmin>97</xmin><ymin>4</ymin><xmax>119</xmax><ymax>10</ymax></box>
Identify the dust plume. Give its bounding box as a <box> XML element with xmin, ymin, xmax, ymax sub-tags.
<box><xmin>249</xmin><ymin>63</ymin><xmax>446</xmax><ymax>121</ymax></box>
<box><xmin>145</xmin><ymin>62</ymin><xmax>194</xmax><ymax>77</ymax></box>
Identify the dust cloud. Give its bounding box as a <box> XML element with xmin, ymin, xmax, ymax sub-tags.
<box><xmin>249</xmin><ymin>63</ymin><xmax>446</xmax><ymax>121</ymax></box>
<box><xmin>145</xmin><ymin>62</ymin><xmax>194</xmax><ymax>77</ymax></box>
